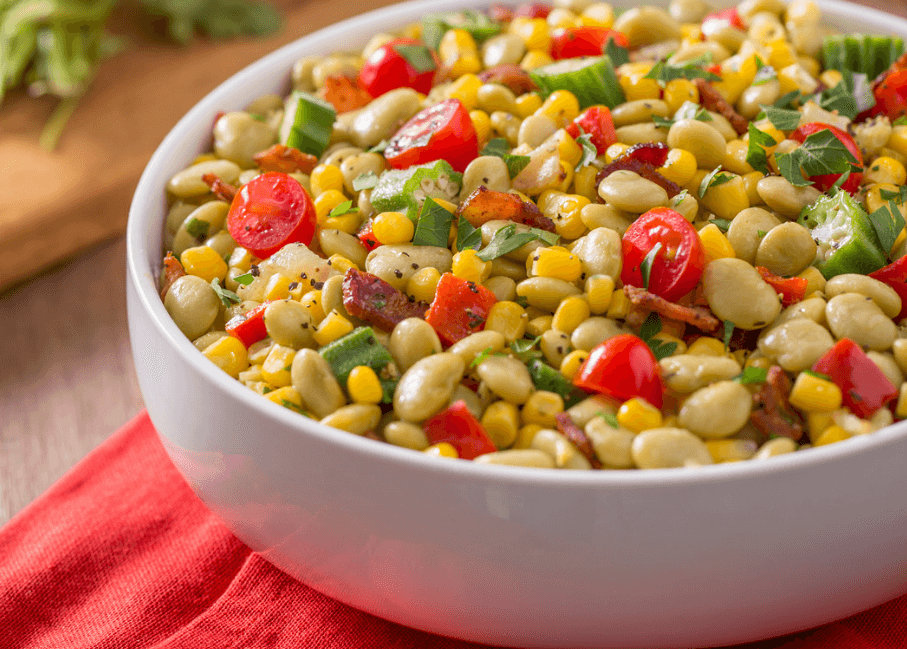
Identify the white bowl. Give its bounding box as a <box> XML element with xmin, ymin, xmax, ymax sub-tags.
<box><xmin>127</xmin><ymin>2</ymin><xmax>907</xmax><ymax>647</ymax></box>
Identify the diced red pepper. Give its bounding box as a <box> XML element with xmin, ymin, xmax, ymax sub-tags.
<box><xmin>424</xmin><ymin>273</ymin><xmax>498</xmax><ymax>346</ymax></box>
<box><xmin>869</xmin><ymin>255</ymin><xmax>907</xmax><ymax>322</ymax></box>
<box><xmin>357</xmin><ymin>221</ymin><xmax>382</xmax><ymax>252</ymax></box>
<box><xmin>702</xmin><ymin>7</ymin><xmax>746</xmax><ymax>31</ymax></box>
<box><xmin>573</xmin><ymin>334</ymin><xmax>665</xmax><ymax>409</ymax></box>
<box><xmin>318</xmin><ymin>75</ymin><xmax>373</xmax><ymax>114</ymax></box>
<box><xmin>756</xmin><ymin>266</ymin><xmax>808</xmax><ymax>307</ymax></box>
<box><xmin>621</xmin><ymin>141</ymin><xmax>670</xmax><ymax>167</ymax></box>
<box><xmin>513</xmin><ymin>2</ymin><xmax>552</xmax><ymax>19</ymax></box>
<box><xmin>565</xmin><ymin>106</ymin><xmax>617</xmax><ymax>156</ymax></box>
<box><xmin>226</xmin><ymin>302</ymin><xmax>272</xmax><ymax>348</ymax></box>
<box><xmin>423</xmin><ymin>401</ymin><xmax>498</xmax><ymax>460</ymax></box>
<box><xmin>811</xmin><ymin>339</ymin><xmax>898</xmax><ymax>419</ymax></box>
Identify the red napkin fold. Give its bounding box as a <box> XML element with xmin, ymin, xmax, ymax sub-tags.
<box><xmin>1</xmin><ymin>411</ymin><xmax>906</xmax><ymax>649</ymax></box>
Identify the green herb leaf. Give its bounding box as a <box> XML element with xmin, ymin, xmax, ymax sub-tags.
<box><xmin>759</xmin><ymin>105</ymin><xmax>802</xmax><ymax>131</ymax></box>
<box><xmin>773</xmin><ymin>90</ymin><xmax>804</xmax><ymax>109</ymax></box>
<box><xmin>746</xmin><ymin>122</ymin><xmax>777</xmax><ymax>175</ymax></box>
<box><xmin>234</xmin><ymin>272</ymin><xmax>255</xmax><ymax>286</ymax></box>
<box><xmin>828</xmin><ymin>164</ymin><xmax>861</xmax><ymax>194</ymax></box>
<box><xmin>880</xmin><ymin>186</ymin><xmax>907</xmax><ymax>204</ymax></box>
<box><xmin>511</xmin><ymin>336</ymin><xmax>542</xmax><ymax>362</ymax></box>
<box><xmin>711</xmin><ymin>218</ymin><xmax>732</xmax><ymax>232</ymax></box>
<box><xmin>471</xmin><ymin>346</ymin><xmax>496</xmax><ymax>368</ymax></box>
<box><xmin>248</xmin><ymin>112</ymin><xmax>266</xmax><ymax>121</ymax></box>
<box><xmin>776</xmin><ymin>151</ymin><xmax>813</xmax><ymax>187</ymax></box>
<box><xmin>211</xmin><ymin>278</ymin><xmax>241</xmax><ymax>307</ymax></box>
<box><xmin>639</xmin><ymin>312</ymin><xmax>662</xmax><ymax>341</ymax></box>
<box><xmin>775</xmin><ymin>128</ymin><xmax>860</xmax><ymax>189</ymax></box>
<box><xmin>575</xmin><ymin>131</ymin><xmax>598</xmax><ymax>171</ymax></box>
<box><xmin>392</xmin><ymin>44</ymin><xmax>437</xmax><ymax>73</ymax></box>
<box><xmin>185</xmin><ymin>217</ymin><xmax>210</xmax><ymax>240</ymax></box>
<box><xmin>412</xmin><ymin>198</ymin><xmax>454</xmax><ymax>247</ymax></box>
<box><xmin>650</xmin><ymin>340</ymin><xmax>678</xmax><ymax>360</ymax></box>
<box><xmin>477</xmin><ymin>224</ymin><xmax>541</xmax><ymax>261</ymax></box>
<box><xmin>643</xmin><ymin>54</ymin><xmax>719</xmax><ymax>86</ymax></box>
<box><xmin>757</xmin><ymin>229</ymin><xmax>768</xmax><ymax>237</ymax></box>
<box><xmin>803</xmin><ymin>369</ymin><xmax>832</xmax><ymax>381</ymax></box>
<box><xmin>480</xmin><ymin>137</ymin><xmax>510</xmax><ymax>157</ymax></box>
<box><xmin>329</xmin><ymin>200</ymin><xmax>359</xmax><ymax>218</ymax></box>
<box><xmin>656</xmin><ymin>101</ymin><xmax>713</xmax><ymax>129</ymax></box>
<box><xmin>698</xmin><ymin>165</ymin><xmax>733</xmax><ymax>198</ymax></box>
<box><xmin>352</xmin><ymin>171</ymin><xmax>379</xmax><ymax>191</ymax></box>
<box><xmin>456</xmin><ymin>216</ymin><xmax>483</xmax><ymax>252</ymax></box>
<box><xmin>894</xmin><ymin>116</ymin><xmax>907</xmax><ymax>126</ymax></box>
<box><xmin>735</xmin><ymin>367</ymin><xmax>768</xmax><ymax>384</ymax></box>
<box><xmin>529</xmin><ymin>227</ymin><xmax>561</xmax><ymax>247</ymax></box>
<box><xmin>816</xmin><ymin>80</ymin><xmax>859</xmax><ymax>120</ymax></box>
<box><xmin>280</xmin><ymin>399</ymin><xmax>307</xmax><ymax>415</ymax></box>
<box><xmin>604</xmin><ymin>37</ymin><xmax>630</xmax><ymax>67</ymax></box>
<box><xmin>722</xmin><ymin>320</ymin><xmax>735</xmax><ymax>350</ymax></box>
<box><xmin>368</xmin><ymin>140</ymin><xmax>390</xmax><ymax>153</ymax></box>
<box><xmin>751</xmin><ymin>63</ymin><xmax>777</xmax><ymax>86</ymax></box>
<box><xmin>868</xmin><ymin>201</ymin><xmax>907</xmax><ymax>253</ymax></box>
<box><xmin>503</xmin><ymin>153</ymin><xmax>531</xmax><ymax>179</ymax></box>
<box><xmin>599</xmin><ymin>412</ymin><xmax>620</xmax><ymax>428</ymax></box>
<box><xmin>640</xmin><ymin>242</ymin><xmax>663</xmax><ymax>289</ymax></box>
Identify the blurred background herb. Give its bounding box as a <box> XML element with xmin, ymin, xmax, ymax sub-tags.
<box><xmin>0</xmin><ymin>0</ymin><xmax>282</xmax><ymax>150</ymax></box>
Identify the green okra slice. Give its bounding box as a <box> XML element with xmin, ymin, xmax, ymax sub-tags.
<box><xmin>798</xmin><ymin>192</ymin><xmax>888</xmax><ymax>279</ymax></box>
<box><xmin>369</xmin><ymin>160</ymin><xmax>463</xmax><ymax>221</ymax></box>
<box><xmin>319</xmin><ymin>327</ymin><xmax>397</xmax><ymax>402</ymax></box>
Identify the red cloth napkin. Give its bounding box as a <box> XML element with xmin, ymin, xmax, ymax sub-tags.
<box><xmin>2</xmin><ymin>411</ymin><xmax>906</xmax><ymax>649</ymax></box>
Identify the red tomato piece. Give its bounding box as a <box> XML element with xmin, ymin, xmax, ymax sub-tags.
<box><xmin>488</xmin><ymin>4</ymin><xmax>514</xmax><ymax>22</ymax></box>
<box><xmin>357</xmin><ymin>221</ymin><xmax>382</xmax><ymax>252</ymax></box>
<box><xmin>790</xmin><ymin>123</ymin><xmax>863</xmax><ymax>194</ymax></box>
<box><xmin>358</xmin><ymin>38</ymin><xmax>437</xmax><ymax>98</ymax></box>
<box><xmin>622</xmin><ymin>141</ymin><xmax>670</xmax><ymax>167</ymax></box>
<box><xmin>384</xmin><ymin>98</ymin><xmax>478</xmax><ymax>172</ymax></box>
<box><xmin>225</xmin><ymin>302</ymin><xmax>272</xmax><ymax>348</ymax></box>
<box><xmin>565</xmin><ymin>106</ymin><xmax>617</xmax><ymax>155</ymax></box>
<box><xmin>423</xmin><ymin>401</ymin><xmax>498</xmax><ymax>460</ymax></box>
<box><xmin>621</xmin><ymin>208</ymin><xmax>706</xmax><ymax>303</ymax></box>
<box><xmin>513</xmin><ymin>2</ymin><xmax>552</xmax><ymax>19</ymax></box>
<box><xmin>755</xmin><ymin>266</ymin><xmax>808</xmax><ymax>307</ymax></box>
<box><xmin>873</xmin><ymin>69</ymin><xmax>907</xmax><ymax>122</ymax></box>
<box><xmin>869</xmin><ymin>255</ymin><xmax>907</xmax><ymax>322</ymax></box>
<box><xmin>226</xmin><ymin>172</ymin><xmax>316</xmax><ymax>259</ymax></box>
<box><xmin>573</xmin><ymin>335</ymin><xmax>665</xmax><ymax>409</ymax></box>
<box><xmin>702</xmin><ymin>7</ymin><xmax>746</xmax><ymax>31</ymax></box>
<box><xmin>812</xmin><ymin>339</ymin><xmax>898</xmax><ymax>419</ymax></box>
<box><xmin>424</xmin><ymin>273</ymin><xmax>498</xmax><ymax>346</ymax></box>
<box><xmin>549</xmin><ymin>27</ymin><xmax>628</xmax><ymax>60</ymax></box>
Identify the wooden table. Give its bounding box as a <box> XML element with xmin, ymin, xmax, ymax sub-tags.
<box><xmin>0</xmin><ymin>0</ymin><xmax>903</xmax><ymax>527</ymax></box>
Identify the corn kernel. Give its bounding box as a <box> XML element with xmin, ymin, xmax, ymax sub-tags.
<box><xmin>314</xmin><ymin>189</ymin><xmax>349</xmax><ymax>224</ymax></box>
<box><xmin>550</xmin><ymin>194</ymin><xmax>590</xmax><ymax>239</ymax></box>
<box><xmin>807</xmin><ymin>411</ymin><xmax>835</xmax><ymax>442</ymax></box>
<box><xmin>526</xmin><ymin>315</ymin><xmax>554</xmax><ymax>336</ymax></box>
<box><xmin>560</xmin><ymin>349</ymin><xmax>589</xmax><ymax>379</ymax></box>
<box><xmin>439</xmin><ymin>29</ymin><xmax>481</xmax><ymax>77</ymax></box>
<box><xmin>531</xmin><ymin>247</ymin><xmax>583</xmax><ymax>282</ymax></box>
<box><xmin>238</xmin><ymin>364</ymin><xmax>263</xmax><ymax>384</ymax></box>
<box><xmin>680</xmin><ymin>23</ymin><xmax>702</xmax><ymax>42</ymax></box>
<box><xmin>573</xmin><ymin>165</ymin><xmax>599</xmax><ymax>201</ymax></box>
<box><xmin>742</xmin><ymin>171</ymin><xmax>765</xmax><ymax>205</ymax></box>
<box><xmin>698</xmin><ymin>223</ymin><xmax>736</xmax><ymax>263</ymax></box>
<box><xmin>554</xmin><ymin>159</ymin><xmax>575</xmax><ymax>194</ymax></box>
<box><xmin>322</xmin><ymin>212</ymin><xmax>362</xmax><ymax>235</ymax></box>
<box><xmin>722</xmin><ymin>139</ymin><xmax>756</xmax><ymax>176</ymax></box>
<box><xmin>407</xmin><ymin>266</ymin><xmax>442</xmax><ymax>303</ymax></box>
<box><xmin>515</xmin><ymin>93</ymin><xmax>544</xmax><ymax>118</ymax></box>
<box><xmin>261</xmin><ymin>344</ymin><xmax>296</xmax><ymax>387</ymax></box>
<box><xmin>866</xmin><ymin>156</ymin><xmax>907</xmax><ymax>186</ymax></box>
<box><xmin>605</xmin><ymin>142</ymin><xmax>629</xmax><ymax>163</ymax></box>
<box><xmin>579</xmin><ymin>1</ymin><xmax>614</xmax><ymax>27</ymax></box>
<box><xmin>509</xmin><ymin>17</ymin><xmax>551</xmax><ymax>52</ymax></box>
<box><xmin>813</xmin><ymin>425</ymin><xmax>851</xmax><ymax>447</ymax></box>
<box><xmin>615</xmin><ymin>397</ymin><xmax>662</xmax><ymax>433</ymax></box>
<box><xmin>264</xmin><ymin>386</ymin><xmax>305</xmax><ymax>413</ymax></box>
<box><xmin>192</xmin><ymin>153</ymin><xmax>218</xmax><ymax>164</ymax></box>
<box><xmin>796</xmin><ymin>266</ymin><xmax>826</xmax><ymax>296</ymax></box>
<box><xmin>482</xmin><ymin>401</ymin><xmax>521</xmax><ymax>449</ymax></box>
<box><xmin>552</xmin><ymin>296</ymin><xmax>590</xmax><ymax>334</ymax></box>
<box><xmin>788</xmin><ymin>372</ymin><xmax>843</xmax><ymax>412</ymax></box>
<box><xmin>447</xmin><ymin>73</ymin><xmax>483</xmax><ymax>111</ymax></box>
<box><xmin>514</xmin><ymin>423</ymin><xmax>545</xmax><ymax>449</ymax></box>
<box><xmin>300</xmin><ymin>290</ymin><xmax>325</xmax><ymax>323</ymax></box>
<box><xmin>452</xmin><ymin>248</ymin><xmax>493</xmax><ymax>283</ymax></box>
<box><xmin>662</xmin><ymin>78</ymin><xmax>699</xmax><ymax>114</ymax></box>
<box><xmin>372</xmin><ymin>211</ymin><xmax>415</xmax><ymax>245</ymax></box>
<box><xmin>547</xmin><ymin>7</ymin><xmax>581</xmax><ymax>28</ymax></box>
<box><xmin>583</xmin><ymin>274</ymin><xmax>615</xmax><ymax>314</ymax></box>
<box><xmin>605</xmin><ymin>288</ymin><xmax>630</xmax><ymax>319</ymax></box>
<box><xmin>228</xmin><ymin>247</ymin><xmax>253</xmax><ymax>272</ymax></box>
<box><xmin>699</xmin><ymin>175</ymin><xmax>750</xmax><ymax>221</ymax></box>
<box><xmin>327</xmin><ymin>254</ymin><xmax>358</xmax><ymax>274</ymax></box>
<box><xmin>654</xmin><ymin>332</ymin><xmax>687</xmax><ymax>356</ymax></box>
<box><xmin>819</xmin><ymin>69</ymin><xmax>843</xmax><ymax>88</ymax></box>
<box><xmin>485</xmin><ymin>301</ymin><xmax>528</xmax><ymax>343</ymax></box>
<box><xmin>686</xmin><ymin>336</ymin><xmax>726</xmax><ymax>357</ymax></box>
<box><xmin>245</xmin><ymin>381</ymin><xmax>273</xmax><ymax>395</ymax></box>
<box><xmin>202</xmin><ymin>336</ymin><xmax>249</xmax><ymax>378</ymax></box>
<box><xmin>896</xmin><ymin>383</ymin><xmax>907</xmax><ymax>419</ymax></box>
<box><xmin>347</xmin><ymin>365</ymin><xmax>383</xmax><ymax>405</ymax></box>
<box><xmin>520</xmin><ymin>49</ymin><xmax>553</xmax><ymax>70</ymax></box>
<box><xmin>263</xmin><ymin>273</ymin><xmax>294</xmax><ymax>301</ymax></box>
<box><xmin>470</xmin><ymin>109</ymin><xmax>491</xmax><ymax>144</ymax></box>
<box><xmin>425</xmin><ymin>442</ymin><xmax>459</xmax><ymax>458</ymax></box>
<box><xmin>619</xmin><ymin>62</ymin><xmax>661</xmax><ymax>101</ymax></box>
<box><xmin>310</xmin><ymin>164</ymin><xmax>345</xmax><ymax>197</ymax></box>
<box><xmin>706</xmin><ymin>439</ymin><xmax>758</xmax><ymax>463</ymax></box>
<box><xmin>887</xmin><ymin>126</ymin><xmax>907</xmax><ymax>160</ymax></box>
<box><xmin>248</xmin><ymin>339</ymin><xmax>273</xmax><ymax>364</ymax></box>
<box><xmin>658</xmin><ymin>148</ymin><xmax>698</xmax><ymax>186</ymax></box>
<box><xmin>433</xmin><ymin>198</ymin><xmax>458</xmax><ymax>213</ymax></box>
<box><xmin>313</xmin><ymin>311</ymin><xmax>354</xmax><ymax>346</ymax></box>
<box><xmin>521</xmin><ymin>390</ymin><xmax>565</xmax><ymax>427</ymax></box>
<box><xmin>778</xmin><ymin>63</ymin><xmax>818</xmax><ymax>94</ymax></box>
<box><xmin>535</xmin><ymin>91</ymin><xmax>580</xmax><ymax>128</ymax></box>
<box><xmin>180</xmin><ymin>245</ymin><xmax>228</xmax><ymax>283</ymax></box>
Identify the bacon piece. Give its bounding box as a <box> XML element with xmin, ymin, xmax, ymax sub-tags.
<box><xmin>318</xmin><ymin>74</ymin><xmax>373</xmax><ymax>113</ymax></box>
<box><xmin>342</xmin><ymin>268</ymin><xmax>429</xmax><ymax>332</ymax></box>
<box><xmin>751</xmin><ymin>365</ymin><xmax>806</xmax><ymax>441</ymax></box>
<box><xmin>478</xmin><ymin>64</ymin><xmax>538</xmax><ymax>95</ymax></box>
<box><xmin>253</xmin><ymin>144</ymin><xmax>318</xmax><ymax>174</ymax></box>
<box><xmin>624</xmin><ymin>286</ymin><xmax>722</xmax><ymax>335</ymax></box>
<box><xmin>160</xmin><ymin>252</ymin><xmax>186</xmax><ymax>299</ymax></box>
<box><xmin>202</xmin><ymin>173</ymin><xmax>237</xmax><ymax>203</ymax></box>
<box><xmin>694</xmin><ymin>79</ymin><xmax>749</xmax><ymax>135</ymax></box>
<box><xmin>595</xmin><ymin>158</ymin><xmax>682</xmax><ymax>198</ymax></box>
<box><xmin>555</xmin><ymin>412</ymin><xmax>602</xmax><ymax>470</ymax></box>
<box><xmin>456</xmin><ymin>186</ymin><xmax>557</xmax><ymax>232</ymax></box>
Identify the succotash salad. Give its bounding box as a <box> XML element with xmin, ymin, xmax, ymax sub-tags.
<box><xmin>160</xmin><ymin>0</ymin><xmax>907</xmax><ymax>470</ymax></box>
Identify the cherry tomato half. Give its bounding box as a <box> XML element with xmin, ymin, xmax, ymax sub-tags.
<box><xmin>384</xmin><ymin>98</ymin><xmax>479</xmax><ymax>172</ymax></box>
<box><xmin>226</xmin><ymin>172</ymin><xmax>316</xmax><ymax>259</ymax></box>
<box><xmin>790</xmin><ymin>122</ymin><xmax>863</xmax><ymax>194</ymax></box>
<box><xmin>513</xmin><ymin>2</ymin><xmax>552</xmax><ymax>19</ymax></box>
<box><xmin>573</xmin><ymin>335</ymin><xmax>665</xmax><ymax>409</ymax></box>
<box><xmin>621</xmin><ymin>208</ymin><xmax>706</xmax><ymax>302</ymax></box>
<box><xmin>550</xmin><ymin>27</ymin><xmax>628</xmax><ymax>60</ymax></box>
<box><xmin>873</xmin><ymin>69</ymin><xmax>907</xmax><ymax>122</ymax></box>
<box><xmin>358</xmin><ymin>38</ymin><xmax>438</xmax><ymax>99</ymax></box>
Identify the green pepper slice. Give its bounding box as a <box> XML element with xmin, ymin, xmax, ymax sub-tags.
<box><xmin>798</xmin><ymin>192</ymin><xmax>888</xmax><ymax>279</ymax></box>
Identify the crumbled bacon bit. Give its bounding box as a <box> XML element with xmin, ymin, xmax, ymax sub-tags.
<box><xmin>751</xmin><ymin>365</ymin><xmax>806</xmax><ymax>441</ymax></box>
<box><xmin>555</xmin><ymin>412</ymin><xmax>602</xmax><ymax>469</ymax></box>
<box><xmin>478</xmin><ymin>65</ymin><xmax>538</xmax><ymax>95</ymax></box>
<box><xmin>202</xmin><ymin>173</ymin><xmax>237</xmax><ymax>203</ymax></box>
<box><xmin>318</xmin><ymin>74</ymin><xmax>373</xmax><ymax>113</ymax></box>
<box><xmin>342</xmin><ymin>268</ymin><xmax>429</xmax><ymax>332</ymax></box>
<box><xmin>694</xmin><ymin>79</ymin><xmax>749</xmax><ymax>135</ymax></box>
<box><xmin>253</xmin><ymin>144</ymin><xmax>318</xmax><ymax>174</ymax></box>
<box><xmin>160</xmin><ymin>252</ymin><xmax>186</xmax><ymax>300</ymax></box>
<box><xmin>623</xmin><ymin>286</ymin><xmax>721</xmax><ymax>334</ymax></box>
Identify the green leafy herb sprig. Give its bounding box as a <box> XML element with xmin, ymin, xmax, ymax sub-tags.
<box><xmin>1</xmin><ymin>0</ymin><xmax>283</xmax><ymax>150</ymax></box>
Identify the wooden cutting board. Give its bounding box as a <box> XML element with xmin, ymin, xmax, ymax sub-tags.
<box><xmin>0</xmin><ymin>0</ymin><xmax>398</xmax><ymax>292</ymax></box>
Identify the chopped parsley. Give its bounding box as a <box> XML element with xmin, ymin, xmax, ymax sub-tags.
<box><xmin>711</xmin><ymin>218</ymin><xmax>732</xmax><ymax>232</ymax></box>
<box><xmin>640</xmin><ymin>242</ymin><xmax>663</xmax><ymax>290</ymax></box>
<box><xmin>479</xmin><ymin>137</ymin><xmax>509</xmax><ymax>157</ymax></box>
<box><xmin>392</xmin><ymin>43</ymin><xmax>437</xmax><ymax>73</ymax></box>
<box><xmin>211</xmin><ymin>278</ymin><xmax>241</xmax><ymax>307</ymax></box>
<box><xmin>329</xmin><ymin>200</ymin><xmax>360</xmax><ymax>218</ymax></box>
<box><xmin>735</xmin><ymin>366</ymin><xmax>768</xmax><ymax>384</ymax></box>
<box><xmin>412</xmin><ymin>197</ymin><xmax>455</xmax><ymax>248</ymax></box>
<box><xmin>638</xmin><ymin>312</ymin><xmax>678</xmax><ymax>361</ymax></box>
<box><xmin>476</xmin><ymin>224</ymin><xmax>558</xmax><ymax>262</ymax></box>
<box><xmin>775</xmin><ymin>128</ymin><xmax>859</xmax><ymax>188</ymax></box>
<box><xmin>643</xmin><ymin>54</ymin><xmax>720</xmax><ymax>86</ymax></box>
<box><xmin>185</xmin><ymin>218</ymin><xmax>210</xmax><ymax>240</ymax></box>
<box><xmin>599</xmin><ymin>411</ymin><xmax>620</xmax><ymax>428</ymax></box>
<box><xmin>698</xmin><ymin>165</ymin><xmax>734</xmax><ymax>198</ymax></box>
<box><xmin>352</xmin><ymin>171</ymin><xmax>379</xmax><ymax>191</ymax></box>
<box><xmin>722</xmin><ymin>320</ymin><xmax>735</xmax><ymax>350</ymax></box>
<box><xmin>234</xmin><ymin>272</ymin><xmax>255</xmax><ymax>286</ymax></box>
<box><xmin>745</xmin><ymin>122</ymin><xmax>778</xmax><ymax>174</ymax></box>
